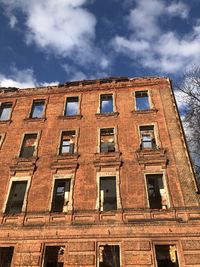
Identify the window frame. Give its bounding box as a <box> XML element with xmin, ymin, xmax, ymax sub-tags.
<box><xmin>138</xmin><ymin>123</ymin><xmax>161</xmax><ymax>150</ymax></box>
<box><xmin>64</xmin><ymin>96</ymin><xmax>80</xmax><ymax>116</ymax></box>
<box><xmin>58</xmin><ymin>129</ymin><xmax>78</xmax><ymax>155</ymax></box>
<box><xmin>96</xmin><ymin>171</ymin><xmax>122</xmax><ymax>211</ymax></box>
<box><xmin>133</xmin><ymin>90</ymin><xmax>154</xmax><ymax>111</ymax></box>
<box><xmin>29</xmin><ymin>99</ymin><xmax>46</xmax><ymax>119</ymax></box>
<box><xmin>49</xmin><ymin>174</ymin><xmax>75</xmax><ymax>212</ymax></box>
<box><xmin>0</xmin><ymin>102</ymin><xmax>13</xmax><ymax>121</ymax></box>
<box><xmin>97</xmin><ymin>127</ymin><xmax>118</xmax><ymax>153</ymax></box>
<box><xmin>2</xmin><ymin>176</ymin><xmax>31</xmax><ymax>214</ymax></box>
<box><xmin>18</xmin><ymin>132</ymin><xmax>40</xmax><ymax>158</ymax></box>
<box><xmin>97</xmin><ymin>242</ymin><xmax>121</xmax><ymax>267</ymax></box>
<box><xmin>144</xmin><ymin>172</ymin><xmax>170</xmax><ymax>209</ymax></box>
<box><xmin>97</xmin><ymin>93</ymin><xmax>117</xmax><ymax>114</ymax></box>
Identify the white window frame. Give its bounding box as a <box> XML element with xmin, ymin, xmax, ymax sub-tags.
<box><xmin>97</xmin><ymin>127</ymin><xmax>118</xmax><ymax>153</ymax></box>
<box><xmin>97</xmin><ymin>242</ymin><xmax>121</xmax><ymax>267</ymax></box>
<box><xmin>133</xmin><ymin>90</ymin><xmax>153</xmax><ymax>111</ymax></box>
<box><xmin>138</xmin><ymin>123</ymin><xmax>161</xmax><ymax>149</ymax></box>
<box><xmin>18</xmin><ymin>131</ymin><xmax>41</xmax><ymax>158</ymax></box>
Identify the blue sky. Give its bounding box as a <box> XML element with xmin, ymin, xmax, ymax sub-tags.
<box><xmin>0</xmin><ymin>0</ymin><xmax>200</xmax><ymax>88</ymax></box>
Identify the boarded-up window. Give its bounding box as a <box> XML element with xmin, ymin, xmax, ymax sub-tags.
<box><xmin>5</xmin><ymin>181</ymin><xmax>27</xmax><ymax>214</ymax></box>
<box><xmin>140</xmin><ymin>125</ymin><xmax>156</xmax><ymax>149</ymax></box>
<box><xmin>20</xmin><ymin>134</ymin><xmax>37</xmax><ymax>158</ymax></box>
<box><xmin>100</xmin><ymin>128</ymin><xmax>115</xmax><ymax>153</ymax></box>
<box><xmin>146</xmin><ymin>174</ymin><xmax>168</xmax><ymax>209</ymax></box>
<box><xmin>59</xmin><ymin>131</ymin><xmax>75</xmax><ymax>155</ymax></box>
<box><xmin>99</xmin><ymin>245</ymin><xmax>120</xmax><ymax>267</ymax></box>
<box><xmin>100</xmin><ymin>94</ymin><xmax>113</xmax><ymax>113</ymax></box>
<box><xmin>51</xmin><ymin>179</ymin><xmax>71</xmax><ymax>212</ymax></box>
<box><xmin>155</xmin><ymin>245</ymin><xmax>179</xmax><ymax>267</ymax></box>
<box><xmin>0</xmin><ymin>247</ymin><xmax>14</xmax><ymax>267</ymax></box>
<box><xmin>100</xmin><ymin>177</ymin><xmax>117</xmax><ymax>211</ymax></box>
<box><xmin>43</xmin><ymin>246</ymin><xmax>65</xmax><ymax>267</ymax></box>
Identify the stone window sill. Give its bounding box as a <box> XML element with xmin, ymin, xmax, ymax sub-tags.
<box><xmin>58</xmin><ymin>115</ymin><xmax>82</xmax><ymax>120</ymax></box>
<box><xmin>0</xmin><ymin>119</ymin><xmax>12</xmax><ymax>125</ymax></box>
<box><xmin>95</xmin><ymin>112</ymin><xmax>119</xmax><ymax>118</ymax></box>
<box><xmin>24</xmin><ymin>117</ymin><xmax>46</xmax><ymax>122</ymax></box>
<box><xmin>131</xmin><ymin>108</ymin><xmax>158</xmax><ymax>115</ymax></box>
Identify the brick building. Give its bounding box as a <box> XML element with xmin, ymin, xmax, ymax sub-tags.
<box><xmin>0</xmin><ymin>76</ymin><xmax>199</xmax><ymax>267</ymax></box>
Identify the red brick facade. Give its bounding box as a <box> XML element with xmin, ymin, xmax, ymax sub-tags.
<box><xmin>0</xmin><ymin>77</ymin><xmax>199</xmax><ymax>266</ymax></box>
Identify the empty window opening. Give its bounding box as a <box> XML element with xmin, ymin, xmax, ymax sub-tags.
<box><xmin>0</xmin><ymin>102</ymin><xmax>12</xmax><ymax>121</ymax></box>
<box><xmin>65</xmin><ymin>97</ymin><xmax>78</xmax><ymax>116</ymax></box>
<box><xmin>0</xmin><ymin>247</ymin><xmax>14</xmax><ymax>267</ymax></box>
<box><xmin>5</xmin><ymin>181</ymin><xmax>27</xmax><ymax>214</ymax></box>
<box><xmin>135</xmin><ymin>91</ymin><xmax>150</xmax><ymax>110</ymax></box>
<box><xmin>30</xmin><ymin>100</ymin><xmax>45</xmax><ymax>118</ymax></box>
<box><xmin>59</xmin><ymin>131</ymin><xmax>75</xmax><ymax>155</ymax></box>
<box><xmin>100</xmin><ymin>94</ymin><xmax>113</xmax><ymax>113</ymax></box>
<box><xmin>100</xmin><ymin>128</ymin><xmax>115</xmax><ymax>153</ymax></box>
<box><xmin>99</xmin><ymin>245</ymin><xmax>120</xmax><ymax>267</ymax></box>
<box><xmin>140</xmin><ymin>125</ymin><xmax>156</xmax><ymax>149</ymax></box>
<box><xmin>20</xmin><ymin>134</ymin><xmax>37</xmax><ymax>158</ymax></box>
<box><xmin>51</xmin><ymin>179</ymin><xmax>71</xmax><ymax>212</ymax></box>
<box><xmin>100</xmin><ymin>177</ymin><xmax>117</xmax><ymax>211</ymax></box>
<box><xmin>43</xmin><ymin>246</ymin><xmax>65</xmax><ymax>267</ymax></box>
<box><xmin>155</xmin><ymin>245</ymin><xmax>179</xmax><ymax>267</ymax></box>
<box><xmin>146</xmin><ymin>174</ymin><xmax>168</xmax><ymax>209</ymax></box>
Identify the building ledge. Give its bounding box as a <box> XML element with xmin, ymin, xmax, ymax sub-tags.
<box><xmin>57</xmin><ymin>115</ymin><xmax>82</xmax><ymax>120</ymax></box>
<box><xmin>93</xmin><ymin>152</ymin><xmax>122</xmax><ymax>170</ymax></box>
<box><xmin>136</xmin><ymin>148</ymin><xmax>168</xmax><ymax>168</ymax></box>
<box><xmin>23</xmin><ymin>117</ymin><xmax>46</xmax><ymax>123</ymax></box>
<box><xmin>95</xmin><ymin>112</ymin><xmax>119</xmax><ymax>119</ymax></box>
<box><xmin>10</xmin><ymin>156</ymin><xmax>38</xmax><ymax>175</ymax></box>
<box><xmin>51</xmin><ymin>154</ymin><xmax>79</xmax><ymax>172</ymax></box>
<box><xmin>131</xmin><ymin>108</ymin><xmax>158</xmax><ymax>115</ymax></box>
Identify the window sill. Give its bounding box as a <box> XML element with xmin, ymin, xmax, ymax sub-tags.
<box><xmin>95</xmin><ymin>112</ymin><xmax>119</xmax><ymax>118</ymax></box>
<box><xmin>0</xmin><ymin>119</ymin><xmax>12</xmax><ymax>125</ymax></box>
<box><xmin>51</xmin><ymin>154</ymin><xmax>79</xmax><ymax>171</ymax></box>
<box><xmin>58</xmin><ymin>115</ymin><xmax>82</xmax><ymax>120</ymax></box>
<box><xmin>54</xmin><ymin>153</ymin><xmax>79</xmax><ymax>160</ymax></box>
<box><xmin>131</xmin><ymin>108</ymin><xmax>158</xmax><ymax>115</ymax></box>
<box><xmin>10</xmin><ymin>156</ymin><xmax>38</xmax><ymax>175</ymax></box>
<box><xmin>24</xmin><ymin>117</ymin><xmax>46</xmax><ymax>122</ymax></box>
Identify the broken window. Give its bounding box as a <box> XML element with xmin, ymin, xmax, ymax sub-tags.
<box><xmin>99</xmin><ymin>245</ymin><xmax>120</xmax><ymax>267</ymax></box>
<box><xmin>135</xmin><ymin>91</ymin><xmax>150</xmax><ymax>110</ymax></box>
<box><xmin>59</xmin><ymin>131</ymin><xmax>75</xmax><ymax>155</ymax></box>
<box><xmin>30</xmin><ymin>100</ymin><xmax>45</xmax><ymax>118</ymax></box>
<box><xmin>5</xmin><ymin>181</ymin><xmax>27</xmax><ymax>214</ymax></box>
<box><xmin>65</xmin><ymin>97</ymin><xmax>79</xmax><ymax>116</ymax></box>
<box><xmin>100</xmin><ymin>94</ymin><xmax>113</xmax><ymax>113</ymax></box>
<box><xmin>146</xmin><ymin>174</ymin><xmax>168</xmax><ymax>209</ymax></box>
<box><xmin>140</xmin><ymin>125</ymin><xmax>156</xmax><ymax>149</ymax></box>
<box><xmin>43</xmin><ymin>246</ymin><xmax>65</xmax><ymax>267</ymax></box>
<box><xmin>0</xmin><ymin>102</ymin><xmax>12</xmax><ymax>121</ymax></box>
<box><xmin>100</xmin><ymin>128</ymin><xmax>115</xmax><ymax>153</ymax></box>
<box><xmin>100</xmin><ymin>177</ymin><xmax>117</xmax><ymax>211</ymax></box>
<box><xmin>51</xmin><ymin>179</ymin><xmax>71</xmax><ymax>212</ymax></box>
<box><xmin>155</xmin><ymin>245</ymin><xmax>179</xmax><ymax>267</ymax></box>
<box><xmin>0</xmin><ymin>247</ymin><xmax>14</xmax><ymax>267</ymax></box>
<box><xmin>19</xmin><ymin>133</ymin><xmax>37</xmax><ymax>158</ymax></box>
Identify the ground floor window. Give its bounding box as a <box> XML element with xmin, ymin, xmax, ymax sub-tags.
<box><xmin>0</xmin><ymin>247</ymin><xmax>14</xmax><ymax>267</ymax></box>
<box><xmin>155</xmin><ymin>245</ymin><xmax>179</xmax><ymax>267</ymax></box>
<box><xmin>99</xmin><ymin>245</ymin><xmax>120</xmax><ymax>267</ymax></box>
<box><xmin>43</xmin><ymin>246</ymin><xmax>65</xmax><ymax>267</ymax></box>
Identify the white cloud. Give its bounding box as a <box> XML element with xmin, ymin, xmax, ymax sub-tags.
<box><xmin>0</xmin><ymin>0</ymin><xmax>104</xmax><ymax>67</ymax></box>
<box><xmin>0</xmin><ymin>67</ymin><xmax>58</xmax><ymax>89</ymax></box>
<box><xmin>9</xmin><ymin>15</ymin><xmax>17</xmax><ymax>28</ymax></box>
<box><xmin>112</xmin><ymin>0</ymin><xmax>200</xmax><ymax>73</ymax></box>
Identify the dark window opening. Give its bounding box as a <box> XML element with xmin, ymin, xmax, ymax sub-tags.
<box><xmin>99</xmin><ymin>245</ymin><xmax>120</xmax><ymax>267</ymax></box>
<box><xmin>52</xmin><ymin>179</ymin><xmax>71</xmax><ymax>212</ymax></box>
<box><xmin>65</xmin><ymin>97</ymin><xmax>79</xmax><ymax>116</ymax></box>
<box><xmin>59</xmin><ymin>131</ymin><xmax>75</xmax><ymax>155</ymax></box>
<box><xmin>20</xmin><ymin>134</ymin><xmax>37</xmax><ymax>158</ymax></box>
<box><xmin>140</xmin><ymin>125</ymin><xmax>156</xmax><ymax>149</ymax></box>
<box><xmin>135</xmin><ymin>91</ymin><xmax>150</xmax><ymax>110</ymax></box>
<box><xmin>100</xmin><ymin>94</ymin><xmax>113</xmax><ymax>113</ymax></box>
<box><xmin>5</xmin><ymin>181</ymin><xmax>27</xmax><ymax>214</ymax></box>
<box><xmin>0</xmin><ymin>102</ymin><xmax>12</xmax><ymax>121</ymax></box>
<box><xmin>146</xmin><ymin>174</ymin><xmax>168</xmax><ymax>209</ymax></box>
<box><xmin>100</xmin><ymin>177</ymin><xmax>117</xmax><ymax>211</ymax></box>
<box><xmin>43</xmin><ymin>246</ymin><xmax>65</xmax><ymax>267</ymax></box>
<box><xmin>0</xmin><ymin>247</ymin><xmax>14</xmax><ymax>267</ymax></box>
<box><xmin>30</xmin><ymin>100</ymin><xmax>45</xmax><ymax>118</ymax></box>
<box><xmin>155</xmin><ymin>245</ymin><xmax>179</xmax><ymax>267</ymax></box>
<box><xmin>100</xmin><ymin>128</ymin><xmax>115</xmax><ymax>153</ymax></box>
